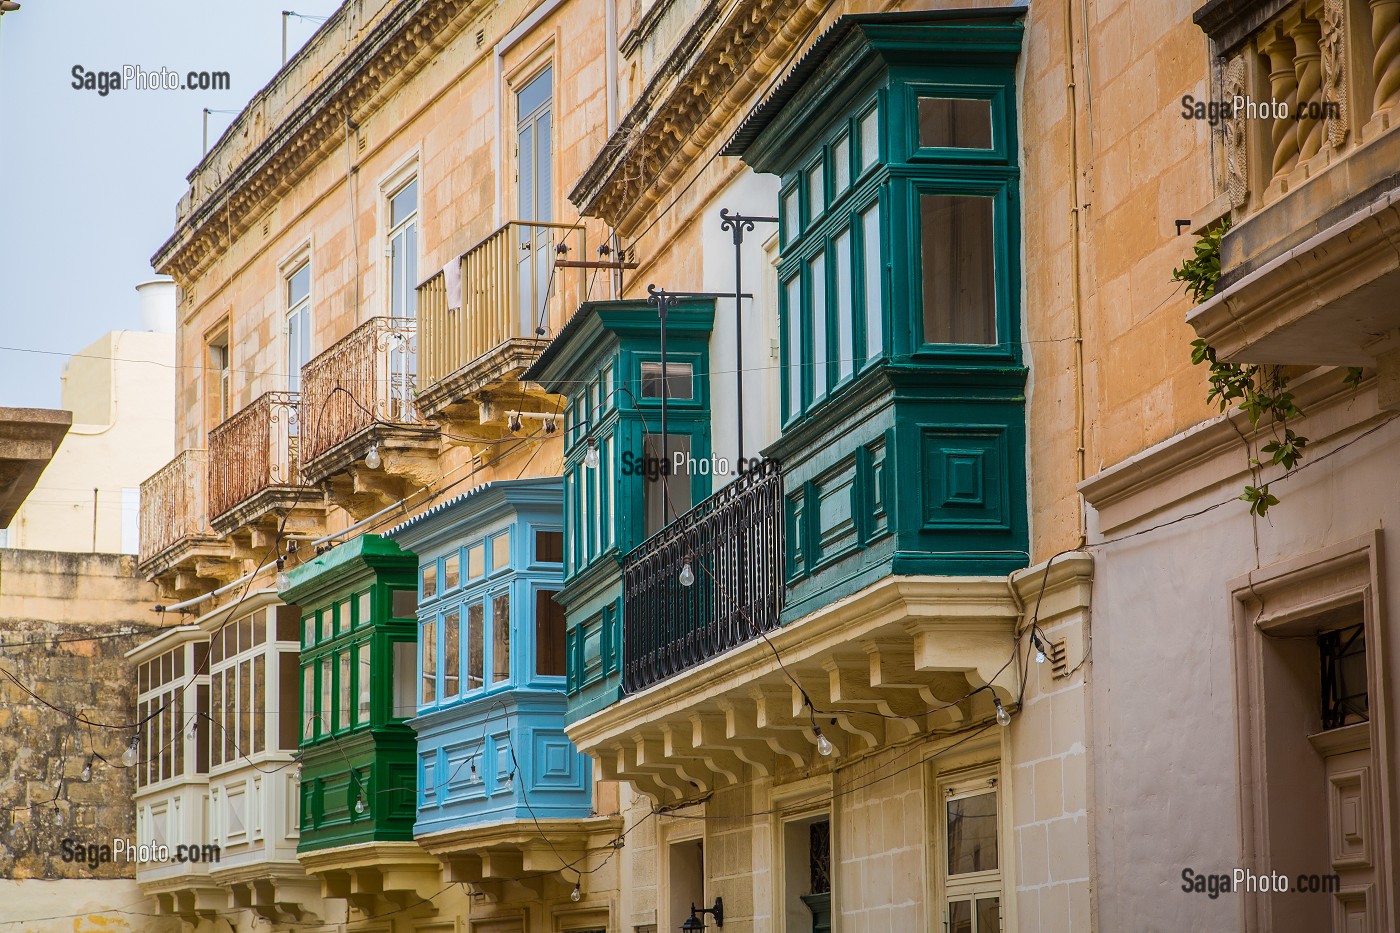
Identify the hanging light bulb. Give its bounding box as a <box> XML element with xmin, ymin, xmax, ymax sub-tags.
<box><xmin>80</xmin><ymin>759</ymin><xmax>93</xmax><ymax>783</ymax></box>
<box><xmin>187</xmin><ymin>716</ymin><xmax>199</xmax><ymax>740</ymax></box>
<box><xmin>570</xmin><ymin>882</ymin><xmax>582</xmax><ymax>902</ymax></box>
<box><xmin>354</xmin><ymin>795</ymin><xmax>367</xmax><ymax>815</ymax></box>
<box><xmin>583</xmin><ymin>437</ymin><xmax>599</xmax><ymax>469</ymax></box>
<box><xmin>293</xmin><ymin>762</ymin><xmax>302</xmax><ymax>780</ymax></box>
<box><xmin>503</xmin><ymin>771</ymin><xmax>514</xmax><ymax>794</ymax></box>
<box><xmin>120</xmin><ymin>735</ymin><xmax>140</xmax><ymax>768</ymax></box>
<box><xmin>993</xmin><ymin>697</ymin><xmax>1011</xmax><ymax>727</ymax></box>
<box><xmin>1032</xmin><ymin>632</ymin><xmax>1047</xmax><ymax>665</ymax></box>
<box><xmin>364</xmin><ymin>444</ymin><xmax>382</xmax><ymax>470</ymax></box>
<box><xmin>678</xmin><ymin>561</ymin><xmax>695</xmax><ymax>587</ymax></box>
<box><xmin>815</xmin><ymin>728</ymin><xmax>834</xmax><ymax>757</ymax></box>
<box><xmin>469</xmin><ymin>759</ymin><xmax>478</xmax><ymax>782</ymax></box>
<box><xmin>275</xmin><ymin>557</ymin><xmax>291</xmax><ymax>591</ymax></box>
<box><xmin>53</xmin><ymin>806</ymin><xmax>64</xmax><ymax>827</ymax></box>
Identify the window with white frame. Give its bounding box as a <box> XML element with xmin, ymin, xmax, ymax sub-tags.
<box><xmin>209</xmin><ymin>606</ymin><xmax>301</xmax><ymax>770</ymax></box>
<box><xmin>135</xmin><ymin>643</ymin><xmax>203</xmax><ymax>788</ymax></box>
<box><xmin>387</xmin><ymin>178</ymin><xmax>418</xmax><ymax>319</ymax></box>
<box><xmin>516</xmin><ymin>65</ymin><xmax>553</xmax><ymax>334</ymax></box>
<box><xmin>286</xmin><ymin>261</ymin><xmax>311</xmax><ymax>394</ymax></box>
<box><xmin>940</xmin><ymin>768</ymin><xmax>1004</xmax><ymax>933</ymax></box>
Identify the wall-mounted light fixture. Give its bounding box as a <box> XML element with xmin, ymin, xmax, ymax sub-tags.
<box><xmin>681</xmin><ymin>896</ymin><xmax>724</xmax><ymax>930</ymax></box>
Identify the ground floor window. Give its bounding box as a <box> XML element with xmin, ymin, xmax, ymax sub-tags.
<box><xmin>940</xmin><ymin>767</ymin><xmax>1003</xmax><ymax>933</ymax></box>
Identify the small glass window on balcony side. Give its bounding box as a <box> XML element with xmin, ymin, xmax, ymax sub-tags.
<box><xmin>286</xmin><ymin>261</ymin><xmax>311</xmax><ymax>395</ymax></box>
<box><xmin>919</xmin><ymin>193</ymin><xmax>997</xmax><ymax>345</ymax></box>
<box><xmin>388</xmin><ymin>178</ymin><xmax>418</xmax><ymax>320</ymax></box>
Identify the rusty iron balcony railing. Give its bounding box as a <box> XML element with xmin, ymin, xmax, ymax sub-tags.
<box><xmin>418</xmin><ymin>220</ymin><xmax>588</xmax><ymax>392</ymax></box>
<box><xmin>139</xmin><ymin>449</ymin><xmax>215</xmax><ymax>567</ymax></box>
<box><xmin>300</xmin><ymin>316</ymin><xmax>418</xmax><ymax>465</ymax></box>
<box><xmin>207</xmin><ymin>391</ymin><xmax>306</xmax><ymax>525</ymax></box>
<box><xmin>621</xmin><ymin>459</ymin><xmax>785</xmax><ymax>695</ymax></box>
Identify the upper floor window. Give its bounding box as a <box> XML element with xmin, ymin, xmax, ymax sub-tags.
<box><xmin>286</xmin><ymin>262</ymin><xmax>311</xmax><ymax>393</ymax></box>
<box><xmin>210</xmin><ymin>606</ymin><xmax>301</xmax><ymax>769</ymax></box>
<box><xmin>516</xmin><ymin>65</ymin><xmax>554</xmax><ymax>333</ymax></box>
<box><xmin>940</xmin><ymin>769</ymin><xmax>1003</xmax><ymax>933</ymax></box>
<box><xmin>135</xmin><ymin>643</ymin><xmax>204</xmax><ymax>788</ymax></box>
<box><xmin>777</xmin><ymin>79</ymin><xmax>1018</xmax><ymax>425</ymax></box>
<box><xmin>206</xmin><ymin>329</ymin><xmax>231</xmax><ymax>433</ymax></box>
<box><xmin>387</xmin><ymin>178</ymin><xmax>418</xmax><ymax>319</ymax></box>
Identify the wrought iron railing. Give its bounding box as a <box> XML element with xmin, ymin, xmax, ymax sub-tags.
<box><xmin>417</xmin><ymin>220</ymin><xmax>588</xmax><ymax>389</ymax></box>
<box><xmin>300</xmin><ymin>316</ymin><xmax>418</xmax><ymax>464</ymax></box>
<box><xmin>208</xmin><ymin>391</ymin><xmax>303</xmax><ymax>520</ymax></box>
<box><xmin>139</xmin><ymin>449</ymin><xmax>213</xmax><ymax>566</ymax></box>
<box><xmin>621</xmin><ymin>459</ymin><xmax>784</xmax><ymax>695</ymax></box>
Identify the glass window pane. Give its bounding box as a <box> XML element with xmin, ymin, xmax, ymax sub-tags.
<box><xmin>918</xmin><ymin>97</ymin><xmax>993</xmax><ymax>149</ymax></box>
<box><xmin>946</xmin><ymin>791</ymin><xmax>998</xmax><ymax>874</ymax></box>
<box><xmin>783</xmin><ymin>186</ymin><xmax>800</xmax><ymax>243</ymax></box>
<box><xmin>921</xmin><ymin>195</ymin><xmax>996</xmax><ymax>345</ymax></box>
<box><xmin>860</xmin><ymin>108</ymin><xmax>879</xmax><ymax>171</ymax></box>
<box><xmin>810</xmin><ymin>251</ymin><xmax>827</xmax><ymax>402</ymax></box>
<box><xmin>644</xmin><ymin>433</ymin><xmax>691</xmax><ymax>538</ymax></box>
<box><xmin>358</xmin><ymin>590</ymin><xmax>371</xmax><ymax>627</ymax></box>
<box><xmin>337</xmin><ymin>601</ymin><xmax>350</xmax><ymax>637</ymax></box>
<box><xmin>467</xmin><ymin>603</ymin><xmax>485</xmax><ymax>692</ymax></box>
<box><xmin>834</xmin><ymin>229</ymin><xmax>853</xmax><ymax>382</ymax></box>
<box><xmin>254</xmin><ymin>654</ymin><xmax>266</xmax><ymax>754</ymax></box>
<box><xmin>422</xmin><ymin>563</ymin><xmax>437</xmax><ymax>600</ymax></box>
<box><xmin>288</xmin><ymin>264</ymin><xmax>310</xmax><ymax>305</ymax></box>
<box><xmin>975</xmin><ymin>896</ymin><xmax>1000</xmax><ymax>933</ymax></box>
<box><xmin>240</xmin><ymin>660</ymin><xmax>252</xmax><ymax>760</ymax></box>
<box><xmin>302</xmin><ymin>666</ymin><xmax>314</xmax><ymax>741</ymax></box>
<box><xmin>536</xmin><ymin>110</ymin><xmax>553</xmax><ymax>224</ymax></box>
<box><xmin>390</xmin><ymin>179</ymin><xmax>417</xmax><ymax>229</ymax></box>
<box><xmin>421</xmin><ymin>619</ymin><xmax>437</xmax><ymax>705</ymax></box>
<box><xmin>517</xmin><ymin>66</ymin><xmax>552</xmax><ymax>120</ymax></box>
<box><xmin>833</xmin><ymin>134</ymin><xmax>851</xmax><ymax>194</ymax></box>
<box><xmin>640</xmin><ymin>361</ymin><xmax>693</xmax><ymax>400</ymax></box>
<box><xmin>491</xmin><ymin>531</ymin><xmax>511</xmax><ymax>573</ymax></box>
<box><xmin>536</xmin><ymin>590</ymin><xmax>566</xmax><ymax>677</ymax></box>
<box><xmin>536</xmin><ymin>530</ymin><xmax>563</xmax><ymax>563</ymax></box>
<box><xmin>319</xmin><ymin>656</ymin><xmax>331</xmax><ymax>740</ymax></box>
<box><xmin>320</xmin><ymin>609</ymin><xmax>330</xmax><ymax>642</ymax></box>
<box><xmin>862</xmin><ymin>204</ymin><xmax>883</xmax><ymax>363</ymax></box>
<box><xmin>393</xmin><ymin>588</ymin><xmax>417</xmax><ymax>618</ymax></box>
<box><xmin>785</xmin><ymin>275</ymin><xmax>802</xmax><ymax>417</ymax></box>
<box><xmin>357</xmin><ymin>646</ymin><xmax>371</xmax><ymax>726</ymax></box>
<box><xmin>468</xmin><ymin>543</ymin><xmax>485</xmax><ymax>579</ymax></box>
<box><xmin>405</xmin><ymin>223</ymin><xmax>418</xmax><ymax>317</ymax></box>
<box><xmin>442</xmin><ymin>609</ymin><xmax>460</xmax><ymax>700</ymax></box>
<box><xmin>807</xmin><ymin>163</ymin><xmax>824</xmax><ymax>221</ymax></box>
<box><xmin>337</xmin><ymin>652</ymin><xmax>350</xmax><ymax>731</ymax></box>
<box><xmin>443</xmin><ymin>554</ymin><xmax>460</xmax><ymax>590</ymax></box>
<box><xmin>492</xmin><ymin>593</ymin><xmax>511</xmax><ymax>685</ymax></box>
<box><xmin>949</xmin><ymin>899</ymin><xmax>972</xmax><ymax>933</ymax></box>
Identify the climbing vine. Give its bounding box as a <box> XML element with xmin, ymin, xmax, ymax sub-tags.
<box><xmin>1174</xmin><ymin>218</ymin><xmax>1362</xmax><ymax>517</ymax></box>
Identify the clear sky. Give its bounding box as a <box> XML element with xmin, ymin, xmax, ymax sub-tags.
<box><xmin>0</xmin><ymin>0</ymin><xmax>341</xmax><ymax>409</ymax></box>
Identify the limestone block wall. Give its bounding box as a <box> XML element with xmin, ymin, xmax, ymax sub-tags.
<box><xmin>0</xmin><ymin>550</ymin><xmax>158</xmax><ymax>883</ymax></box>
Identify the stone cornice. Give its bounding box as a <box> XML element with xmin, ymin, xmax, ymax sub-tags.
<box><xmin>414</xmin><ymin>814</ymin><xmax>622</xmax><ymax>858</ymax></box>
<box><xmin>1078</xmin><ymin>369</ymin><xmax>1389</xmax><ymax>534</ymax></box>
<box><xmin>569</xmin><ymin>0</ymin><xmax>829</xmax><ymax>234</ymax></box>
<box><xmin>152</xmin><ymin>0</ymin><xmax>486</xmax><ymax>282</ymax></box>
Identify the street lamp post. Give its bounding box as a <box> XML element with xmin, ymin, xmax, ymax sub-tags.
<box><xmin>645</xmin><ymin>286</ymin><xmax>751</xmax><ymax>526</ymax></box>
<box><xmin>718</xmin><ymin>209</ymin><xmax>777</xmax><ymax>466</ymax></box>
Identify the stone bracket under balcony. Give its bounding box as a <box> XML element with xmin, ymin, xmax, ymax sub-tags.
<box><xmin>308</xmin><ymin>424</ymin><xmax>441</xmax><ymax>520</ymax></box>
<box><xmin>215</xmin><ymin>867</ymin><xmax>325</xmax><ymax>925</ymax></box>
<box><xmin>151</xmin><ymin>884</ymin><xmax>230</xmax><ymax>923</ymax></box>
<box><xmin>569</xmin><ymin>556</ymin><xmax>1093</xmax><ymax>805</ymax></box>
<box><xmin>417</xmin><ymin>335</ymin><xmax>552</xmax><ymax>421</ymax></box>
<box><xmin>299</xmin><ymin>841</ymin><xmax>441</xmax><ymax>919</ymax></box>
<box><xmin>419</xmin><ymin>816</ymin><xmax>622</xmax><ymax>904</ymax></box>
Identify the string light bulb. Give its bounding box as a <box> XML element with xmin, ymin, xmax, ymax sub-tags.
<box><xmin>678</xmin><ymin>561</ymin><xmax>695</xmax><ymax>587</ymax></box>
<box><xmin>570</xmin><ymin>882</ymin><xmax>582</xmax><ymax>902</ymax></box>
<box><xmin>120</xmin><ymin>735</ymin><xmax>140</xmax><ymax>768</ymax></box>
<box><xmin>354</xmin><ymin>795</ymin><xmax>367</xmax><ymax>815</ymax></box>
<box><xmin>583</xmin><ymin>437</ymin><xmax>600</xmax><ymax>469</ymax></box>
<box><xmin>53</xmin><ymin>805</ymin><xmax>63</xmax><ymax>826</ymax></box>
<box><xmin>364</xmin><ymin>444</ymin><xmax>382</xmax><ymax>470</ymax></box>
<box><xmin>993</xmin><ymin>697</ymin><xmax>1011</xmax><ymax>727</ymax></box>
<box><xmin>1031</xmin><ymin>632</ymin><xmax>1047</xmax><ymax>665</ymax></box>
<box><xmin>187</xmin><ymin>716</ymin><xmax>198</xmax><ymax>740</ymax></box>
<box><xmin>275</xmin><ymin>557</ymin><xmax>290</xmax><ymax>591</ymax></box>
<box><xmin>80</xmin><ymin>761</ymin><xmax>92</xmax><ymax>783</ymax></box>
<box><xmin>815</xmin><ymin>728</ymin><xmax>834</xmax><ymax>757</ymax></box>
<box><xmin>503</xmin><ymin>771</ymin><xmax>514</xmax><ymax>794</ymax></box>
